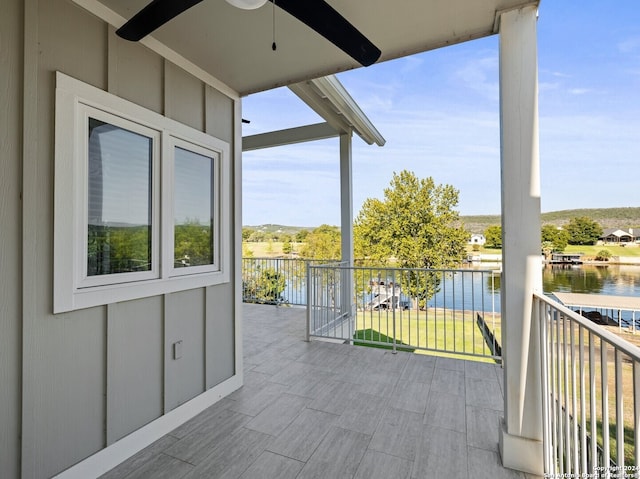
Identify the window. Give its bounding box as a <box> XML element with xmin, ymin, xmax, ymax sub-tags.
<box><xmin>54</xmin><ymin>72</ymin><xmax>230</xmax><ymax>313</ymax></box>
<box><xmin>170</xmin><ymin>140</ymin><xmax>218</xmax><ymax>274</ymax></box>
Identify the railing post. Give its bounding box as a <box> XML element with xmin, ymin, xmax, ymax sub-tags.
<box><xmin>392</xmin><ymin>269</ymin><xmax>397</xmax><ymax>354</ymax></box>
<box><xmin>305</xmin><ymin>261</ymin><xmax>311</xmax><ymax>342</ymax></box>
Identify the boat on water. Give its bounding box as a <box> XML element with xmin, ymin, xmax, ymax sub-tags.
<box><xmin>548</xmin><ymin>253</ymin><xmax>583</xmax><ymax>265</ymax></box>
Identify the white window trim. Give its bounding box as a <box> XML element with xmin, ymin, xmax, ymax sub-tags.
<box><xmin>54</xmin><ymin>72</ymin><xmax>230</xmax><ymax>313</ymax></box>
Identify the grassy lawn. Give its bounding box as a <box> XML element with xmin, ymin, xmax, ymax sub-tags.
<box><xmin>355</xmin><ymin>308</ymin><xmax>502</xmax><ymax>363</ymax></box>
<box><xmin>466</xmin><ymin>245</ymin><xmax>503</xmax><ymax>256</ymax></box>
<box><xmin>467</xmin><ymin>244</ymin><xmax>640</xmax><ymax>259</ymax></box>
<box><xmin>353</xmin><ymin>329</ymin><xmax>415</xmax><ymax>352</ymax></box>
<box><xmin>565</xmin><ymin>244</ymin><xmax>640</xmax><ymax>258</ymax></box>
<box><xmin>243</xmin><ymin>241</ymin><xmax>304</xmax><ymax>257</ymax></box>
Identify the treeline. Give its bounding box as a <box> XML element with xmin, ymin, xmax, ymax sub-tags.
<box><xmin>463</xmin><ymin>207</ymin><xmax>640</xmax><ymax>233</ymax></box>
<box><xmin>242</xmin><ymin>228</ymin><xmax>309</xmax><ymax>243</ymax></box>
<box><xmin>483</xmin><ymin>217</ymin><xmax>613</xmax><ymax>260</ymax></box>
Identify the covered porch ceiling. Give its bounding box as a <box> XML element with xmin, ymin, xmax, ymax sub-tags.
<box><xmin>77</xmin><ymin>0</ymin><xmax>538</xmax><ymax>96</ymax></box>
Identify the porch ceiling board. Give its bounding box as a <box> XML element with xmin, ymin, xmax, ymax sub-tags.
<box><xmin>77</xmin><ymin>0</ymin><xmax>538</xmax><ymax>96</ymax></box>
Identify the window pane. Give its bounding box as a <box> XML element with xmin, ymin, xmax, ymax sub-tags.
<box><xmin>174</xmin><ymin>147</ymin><xmax>214</xmax><ymax>267</ymax></box>
<box><xmin>87</xmin><ymin>118</ymin><xmax>152</xmax><ymax>276</ymax></box>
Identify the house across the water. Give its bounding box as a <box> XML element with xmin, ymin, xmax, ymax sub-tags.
<box><xmin>600</xmin><ymin>228</ymin><xmax>639</xmax><ymax>244</ymax></box>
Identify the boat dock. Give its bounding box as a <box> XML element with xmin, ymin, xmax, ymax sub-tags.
<box><xmin>552</xmin><ymin>291</ymin><xmax>640</xmax><ymax>333</ymax></box>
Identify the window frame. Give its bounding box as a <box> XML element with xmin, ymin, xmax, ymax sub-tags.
<box><xmin>166</xmin><ymin>136</ymin><xmax>221</xmax><ymax>278</ymax></box>
<box><xmin>54</xmin><ymin>72</ymin><xmax>230</xmax><ymax>313</ymax></box>
<box><xmin>79</xmin><ymin>105</ymin><xmax>161</xmax><ymax>288</ymax></box>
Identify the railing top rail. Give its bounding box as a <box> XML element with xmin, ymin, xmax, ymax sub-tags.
<box><xmin>242</xmin><ymin>257</ymin><xmax>337</xmax><ymax>261</ymax></box>
<box><xmin>306</xmin><ymin>260</ymin><xmax>349</xmax><ymax>268</ymax></box>
<box><xmin>535</xmin><ymin>292</ymin><xmax>640</xmax><ymax>361</ymax></box>
<box><xmin>308</xmin><ymin>263</ymin><xmax>497</xmax><ymax>275</ymax></box>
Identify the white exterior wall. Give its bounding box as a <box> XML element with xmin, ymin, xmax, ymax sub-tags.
<box><xmin>2</xmin><ymin>1</ymin><xmax>241</xmax><ymax>477</ymax></box>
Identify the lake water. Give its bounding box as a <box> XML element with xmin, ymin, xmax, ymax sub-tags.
<box><xmin>424</xmin><ymin>264</ymin><xmax>640</xmax><ymax>318</ymax></box>
<box><xmin>260</xmin><ymin>259</ymin><xmax>640</xmax><ymax>321</ymax></box>
<box><xmin>543</xmin><ymin>264</ymin><xmax>640</xmax><ymax>297</ymax></box>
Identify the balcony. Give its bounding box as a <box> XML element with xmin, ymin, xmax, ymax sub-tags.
<box><xmin>101</xmin><ymin>303</ymin><xmax>537</xmax><ymax>479</ymax></box>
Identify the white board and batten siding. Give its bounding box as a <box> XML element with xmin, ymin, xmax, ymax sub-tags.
<box><xmin>2</xmin><ymin>0</ymin><xmax>243</xmax><ymax>477</ymax></box>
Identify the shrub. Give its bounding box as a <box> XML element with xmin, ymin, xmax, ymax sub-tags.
<box><xmin>595</xmin><ymin>250</ymin><xmax>612</xmax><ymax>261</ymax></box>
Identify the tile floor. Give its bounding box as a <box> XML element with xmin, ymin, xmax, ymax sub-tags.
<box><xmin>101</xmin><ymin>304</ymin><xmax>541</xmax><ymax>479</ymax></box>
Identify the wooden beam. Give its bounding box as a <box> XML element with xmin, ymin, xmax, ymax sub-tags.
<box><xmin>242</xmin><ymin>122</ymin><xmax>338</xmax><ymax>151</ymax></box>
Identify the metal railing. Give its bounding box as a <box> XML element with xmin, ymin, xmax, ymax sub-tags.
<box><xmin>535</xmin><ymin>293</ymin><xmax>640</xmax><ymax>478</ymax></box>
<box><xmin>242</xmin><ymin>258</ymin><xmax>334</xmax><ymax>306</ymax></box>
<box><xmin>307</xmin><ymin>263</ymin><xmax>502</xmax><ymax>361</ymax></box>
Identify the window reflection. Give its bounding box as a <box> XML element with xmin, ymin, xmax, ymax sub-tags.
<box><xmin>174</xmin><ymin>147</ymin><xmax>214</xmax><ymax>267</ymax></box>
<box><xmin>87</xmin><ymin>118</ymin><xmax>152</xmax><ymax>276</ymax></box>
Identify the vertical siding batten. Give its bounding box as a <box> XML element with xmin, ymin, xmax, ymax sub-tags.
<box><xmin>233</xmin><ymin>95</ymin><xmax>244</xmax><ymax>384</ymax></box>
<box><xmin>21</xmin><ymin>0</ymin><xmax>39</xmax><ymax>475</ymax></box>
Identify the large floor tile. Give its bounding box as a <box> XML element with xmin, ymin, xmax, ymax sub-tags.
<box><xmin>164</xmin><ymin>410</ymin><xmax>252</xmax><ymax>464</ymax></box>
<box><xmin>245</xmin><ymin>393</ymin><xmax>310</xmax><ymax>436</ymax></box>
<box><xmin>467</xmin><ymin>447</ymin><xmax>525</xmax><ymax>479</ymax></box>
<box><xmin>297</xmin><ymin>427</ymin><xmax>371</xmax><ymax>479</ymax></box>
<box><xmin>466</xmin><ymin>405</ymin><xmax>502</xmax><ymax>452</ymax></box>
<box><xmin>180</xmin><ymin>428</ymin><xmax>272</xmax><ymax>479</ymax></box>
<box><xmin>465</xmin><ymin>376</ymin><xmax>503</xmax><ymax>411</ymax></box>
<box><xmin>369</xmin><ymin>407</ymin><xmax>424</xmax><ymax>461</ymax></box>
<box><xmin>267</xmin><ymin>408</ymin><xmax>338</xmax><ymax>461</ymax></box>
<box><xmin>99</xmin><ymin>436</ymin><xmax>179</xmax><ymax>479</ymax></box>
<box><xmin>424</xmin><ymin>390</ymin><xmax>466</xmax><ymax>433</ymax></box>
<box><xmin>389</xmin><ymin>380</ymin><xmax>430</xmax><ymax>414</ymax></box>
<box><xmin>238</xmin><ymin>451</ymin><xmax>304</xmax><ymax>479</ymax></box>
<box><xmin>412</xmin><ymin>426</ymin><xmax>468</xmax><ymax>479</ymax></box>
<box><xmin>354</xmin><ymin>450</ymin><xmax>412</xmax><ymax>479</ymax></box>
<box><xmin>430</xmin><ymin>367</ymin><xmax>465</xmax><ymax>396</ymax></box>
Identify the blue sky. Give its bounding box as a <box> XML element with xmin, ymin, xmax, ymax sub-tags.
<box><xmin>242</xmin><ymin>2</ymin><xmax>640</xmax><ymax>227</ymax></box>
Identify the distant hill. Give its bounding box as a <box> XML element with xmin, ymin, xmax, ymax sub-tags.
<box><xmin>243</xmin><ymin>224</ymin><xmax>317</xmax><ymax>236</ymax></box>
<box><xmin>245</xmin><ymin>208</ymin><xmax>640</xmax><ymax>236</ymax></box>
<box><xmin>461</xmin><ymin>207</ymin><xmax>640</xmax><ymax>234</ymax></box>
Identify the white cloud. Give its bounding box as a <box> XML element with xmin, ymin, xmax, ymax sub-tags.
<box><xmin>454</xmin><ymin>55</ymin><xmax>499</xmax><ymax>101</ymax></box>
<box><xmin>618</xmin><ymin>36</ymin><xmax>640</xmax><ymax>54</ymax></box>
<box><xmin>539</xmin><ymin>81</ymin><xmax>561</xmax><ymax>92</ymax></box>
<box><xmin>568</xmin><ymin>88</ymin><xmax>591</xmax><ymax>95</ymax></box>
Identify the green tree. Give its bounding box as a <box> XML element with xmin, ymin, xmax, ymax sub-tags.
<box><xmin>541</xmin><ymin>241</ymin><xmax>554</xmax><ymax>261</ymax></box>
<box><xmin>354</xmin><ymin>170</ymin><xmax>468</xmax><ymax>307</ymax></box>
<box><xmin>541</xmin><ymin>225</ymin><xmax>569</xmax><ymax>253</ymax></box>
<box><xmin>242</xmin><ymin>242</ymin><xmax>254</xmax><ymax>257</ymax></box>
<box><xmin>174</xmin><ymin>221</ymin><xmax>213</xmax><ymax>266</ymax></box>
<box><xmin>247</xmin><ymin>230</ymin><xmax>265</xmax><ymax>242</ymax></box>
<box><xmin>242</xmin><ymin>227</ymin><xmax>255</xmax><ymax>241</ymax></box>
<box><xmin>295</xmin><ymin>230</ymin><xmax>309</xmax><ymax>242</ymax></box>
<box><xmin>566</xmin><ymin>216</ymin><xmax>603</xmax><ymax>245</ymax></box>
<box><xmin>484</xmin><ymin>225</ymin><xmax>502</xmax><ymax>249</ymax></box>
<box><xmin>300</xmin><ymin>224</ymin><xmax>341</xmax><ymax>259</ymax></box>
<box><xmin>243</xmin><ymin>267</ymin><xmax>286</xmax><ymax>304</ymax></box>
<box><xmin>282</xmin><ymin>239</ymin><xmax>293</xmax><ymax>255</ymax></box>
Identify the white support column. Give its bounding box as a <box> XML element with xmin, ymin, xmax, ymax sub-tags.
<box><xmin>339</xmin><ymin>132</ymin><xmax>354</xmax><ymax>326</ymax></box>
<box><xmin>497</xmin><ymin>5</ymin><xmax>544</xmax><ymax>476</ymax></box>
